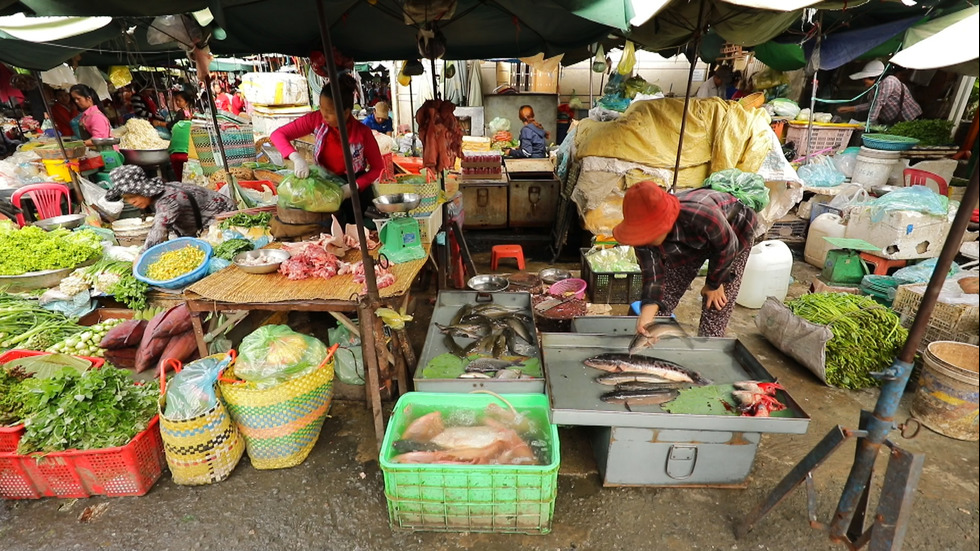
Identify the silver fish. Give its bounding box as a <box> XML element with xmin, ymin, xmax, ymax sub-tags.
<box><xmin>436</xmin><ymin>321</ymin><xmax>491</xmax><ymax>339</ymax></box>
<box><xmin>600</xmin><ymin>388</ymin><xmax>679</xmax><ymax>406</ymax></box>
<box><xmin>584</xmin><ymin>353</ymin><xmax>711</xmax><ymax>385</ymax></box>
<box><xmin>594</xmin><ymin>372</ymin><xmax>671</xmax><ymax>386</ymax></box>
<box><xmin>504</xmin><ymin>317</ymin><xmax>534</xmax><ymax>344</ymax></box>
<box><xmin>495</xmin><ymin>368</ymin><xmax>522</xmax><ymax>379</ymax></box>
<box><xmin>613</xmin><ymin>381</ymin><xmax>691</xmax><ymax>392</ymax></box>
<box><xmin>465</xmin><ymin>358</ymin><xmax>520</xmax><ymax>373</ymax></box>
<box><xmin>628</xmin><ymin>323</ymin><xmax>691</xmax><ymax>355</ymax></box>
<box><xmin>459</xmin><ymin>372</ymin><xmax>492</xmax><ymax>379</ymax></box>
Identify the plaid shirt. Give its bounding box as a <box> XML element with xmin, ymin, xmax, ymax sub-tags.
<box><xmin>636</xmin><ymin>189</ymin><xmax>759</xmax><ymax>308</ymax></box>
<box><xmin>146</xmin><ymin>183</ymin><xmax>236</xmax><ymax>248</ymax></box>
<box><xmin>856</xmin><ymin>76</ymin><xmax>922</xmax><ymax>125</ymax></box>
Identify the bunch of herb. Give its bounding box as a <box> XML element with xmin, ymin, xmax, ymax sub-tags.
<box><xmin>0</xmin><ymin>221</ymin><xmax>103</xmax><ymax>276</ymax></box>
<box><xmin>218</xmin><ymin>212</ymin><xmax>272</xmax><ymax>229</ymax></box>
<box><xmin>79</xmin><ymin>259</ymin><xmax>149</xmax><ymax>310</ymax></box>
<box><xmin>213</xmin><ymin>238</ymin><xmax>254</xmax><ymax>261</ymax></box>
<box><xmin>887</xmin><ymin>119</ymin><xmax>955</xmax><ymax>147</ymax></box>
<box><xmin>16</xmin><ymin>366</ymin><xmax>159</xmax><ymax>453</ymax></box>
<box><xmin>0</xmin><ymin>365</ymin><xmax>31</xmax><ymax>426</ymax></box>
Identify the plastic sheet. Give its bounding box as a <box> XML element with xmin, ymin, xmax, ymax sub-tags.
<box><xmin>277</xmin><ymin>168</ymin><xmax>344</xmax><ymax>213</ymax></box>
<box><xmin>236</xmin><ymin>325</ymin><xmax>328</xmax><ymax>388</ymax></box>
<box><xmin>868</xmin><ymin>186</ymin><xmax>950</xmax><ymax>223</ymax></box>
<box><xmin>164</xmin><ymin>353</ymin><xmax>234</xmax><ymax>421</ymax></box>
<box><xmin>770</xmin><ymin>98</ymin><xmax>800</xmax><ymax>119</ymax></box>
<box><xmin>797</xmin><ymin>156</ymin><xmax>846</xmax><ymax>188</ymax></box>
<box><xmin>703</xmin><ymin>168</ymin><xmax>770</xmax><ymax>212</ymax></box>
<box><xmin>892</xmin><ymin>258</ymin><xmax>961</xmax><ymax>284</ymax></box>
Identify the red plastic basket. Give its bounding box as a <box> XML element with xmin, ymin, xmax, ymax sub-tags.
<box><xmin>0</xmin><ymin>416</ymin><xmax>164</xmax><ymax>499</ymax></box>
<box><xmin>0</xmin><ymin>350</ymin><xmax>105</xmax><ymax>454</ymax></box>
<box><xmin>549</xmin><ymin>278</ymin><xmax>588</xmax><ymax>300</ymax></box>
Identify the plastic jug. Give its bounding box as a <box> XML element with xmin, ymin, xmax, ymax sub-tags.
<box><xmin>736</xmin><ymin>240</ymin><xmax>794</xmax><ymax>309</ymax></box>
<box><xmin>804</xmin><ymin>213</ymin><xmax>847</xmax><ymax>268</ymax></box>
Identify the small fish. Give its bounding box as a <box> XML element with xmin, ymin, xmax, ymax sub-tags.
<box><xmin>504</xmin><ymin>317</ymin><xmax>534</xmax><ymax>344</ymax></box>
<box><xmin>600</xmin><ymin>388</ymin><xmax>679</xmax><ymax>406</ymax></box>
<box><xmin>465</xmin><ymin>358</ymin><xmax>519</xmax><ymax>373</ymax></box>
<box><xmin>459</xmin><ymin>372</ymin><xmax>492</xmax><ymax>379</ymax></box>
<box><xmin>393</xmin><ymin>439</ymin><xmax>442</xmax><ymax>453</ymax></box>
<box><xmin>450</xmin><ymin>304</ymin><xmax>473</xmax><ymax>326</ymax></box>
<box><xmin>594</xmin><ymin>372</ymin><xmax>672</xmax><ymax>386</ymax></box>
<box><xmin>628</xmin><ymin>323</ymin><xmax>691</xmax><ymax>355</ymax></box>
<box><xmin>492</xmin><ymin>333</ymin><xmax>507</xmax><ymax>358</ymax></box>
<box><xmin>584</xmin><ymin>353</ymin><xmax>711</xmax><ymax>385</ymax></box>
<box><xmin>495</xmin><ymin>368</ymin><xmax>522</xmax><ymax>379</ymax></box>
<box><xmin>613</xmin><ymin>381</ymin><xmax>691</xmax><ymax>392</ymax></box>
<box><xmin>436</xmin><ymin>322</ymin><xmax>491</xmax><ymax>339</ymax></box>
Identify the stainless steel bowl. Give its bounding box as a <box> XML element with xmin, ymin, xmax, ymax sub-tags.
<box><xmin>120</xmin><ymin>148</ymin><xmax>170</xmax><ymax>166</ymax></box>
<box><xmin>538</xmin><ymin>268</ymin><xmax>571</xmax><ymax>285</ymax></box>
<box><xmin>34</xmin><ymin>213</ymin><xmax>87</xmax><ymax>231</ymax></box>
<box><xmin>373</xmin><ymin>193</ymin><xmax>421</xmax><ymax>213</ymax></box>
<box><xmin>467</xmin><ymin>274</ymin><xmax>510</xmax><ymax>293</ymax></box>
<box><xmin>233</xmin><ymin>249</ymin><xmax>291</xmax><ymax>274</ymax></box>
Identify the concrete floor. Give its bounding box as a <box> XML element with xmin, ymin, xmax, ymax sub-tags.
<box><xmin>1</xmin><ymin>256</ymin><xmax>977</xmax><ymax>551</ymax></box>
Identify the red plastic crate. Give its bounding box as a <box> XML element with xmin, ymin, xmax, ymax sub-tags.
<box><xmin>0</xmin><ymin>350</ymin><xmax>106</xmax><ymax>454</ymax></box>
<box><xmin>0</xmin><ymin>416</ymin><xmax>164</xmax><ymax>499</ymax></box>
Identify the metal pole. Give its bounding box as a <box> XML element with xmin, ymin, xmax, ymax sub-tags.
<box><xmin>202</xmin><ymin>72</ymin><xmax>237</xmax><ymax>202</ymax></box>
<box><xmin>828</xmin><ymin>165</ymin><xmax>980</xmax><ymax>541</ymax></box>
<box><xmin>804</xmin><ymin>15</ymin><xmax>822</xmax><ymax>164</ymax></box>
<box><xmin>669</xmin><ymin>0</ymin><xmax>707</xmax><ymax>193</ymax></box>
<box><xmin>315</xmin><ymin>0</ymin><xmax>381</xmax><ymax>300</ymax></box>
<box><xmin>409</xmin><ymin>79</ymin><xmax>417</xmax><ymax>156</ymax></box>
<box><xmin>32</xmin><ymin>71</ymin><xmax>83</xmax><ymax>202</ymax></box>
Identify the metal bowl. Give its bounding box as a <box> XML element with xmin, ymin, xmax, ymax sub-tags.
<box><xmin>233</xmin><ymin>249</ymin><xmax>291</xmax><ymax>274</ymax></box>
<box><xmin>373</xmin><ymin>193</ymin><xmax>421</xmax><ymax>213</ymax></box>
<box><xmin>120</xmin><ymin>148</ymin><xmax>170</xmax><ymax>166</ymax></box>
<box><xmin>467</xmin><ymin>274</ymin><xmax>510</xmax><ymax>293</ymax></box>
<box><xmin>33</xmin><ymin>213</ymin><xmax>87</xmax><ymax>231</ymax></box>
<box><xmin>91</xmin><ymin>137</ymin><xmax>120</xmax><ymax>148</ymax></box>
<box><xmin>871</xmin><ymin>185</ymin><xmax>900</xmax><ymax>197</ymax></box>
<box><xmin>538</xmin><ymin>268</ymin><xmax>571</xmax><ymax>285</ymax></box>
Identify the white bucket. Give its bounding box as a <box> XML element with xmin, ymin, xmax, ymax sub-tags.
<box><xmin>852</xmin><ymin>147</ymin><xmax>900</xmax><ymax>189</ymax></box>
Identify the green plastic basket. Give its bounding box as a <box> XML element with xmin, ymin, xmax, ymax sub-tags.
<box><xmin>380</xmin><ymin>392</ymin><xmax>560</xmax><ymax>535</ymax></box>
<box><xmin>862</xmin><ymin>133</ymin><xmax>920</xmax><ymax>151</ymax></box>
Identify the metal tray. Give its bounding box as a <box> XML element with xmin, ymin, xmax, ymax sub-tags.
<box><xmin>542</xmin><ymin>333</ymin><xmax>810</xmax><ymax>434</ymax></box>
<box><xmin>0</xmin><ymin>258</ymin><xmax>96</xmax><ymax>293</ymax></box>
<box><xmin>570</xmin><ymin>316</ymin><xmax>679</xmax><ymax>334</ymax></box>
<box><xmin>415</xmin><ymin>290</ymin><xmax>543</xmax><ymax>393</ymax></box>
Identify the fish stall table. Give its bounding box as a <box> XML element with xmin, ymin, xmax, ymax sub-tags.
<box><xmin>182</xmin><ymin>244</ymin><xmax>431</xmax><ymax>446</ymax></box>
<box><xmin>542</xmin><ymin>328</ymin><xmax>810</xmax><ymax>488</ymax></box>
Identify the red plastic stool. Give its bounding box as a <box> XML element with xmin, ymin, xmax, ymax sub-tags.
<box><xmin>491</xmin><ymin>244</ymin><xmax>526</xmax><ymax>270</ymax></box>
<box><xmin>859</xmin><ymin>252</ymin><xmax>907</xmax><ymax>275</ymax></box>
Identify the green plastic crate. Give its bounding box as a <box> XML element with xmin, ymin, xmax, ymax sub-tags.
<box><xmin>380</xmin><ymin>392</ymin><xmax>560</xmax><ymax>535</ymax></box>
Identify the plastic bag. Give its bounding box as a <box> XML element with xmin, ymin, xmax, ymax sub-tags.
<box><xmin>586</xmin><ymin>246</ymin><xmax>640</xmax><ymax>273</ymax></box>
<box><xmin>769</xmin><ymin>98</ymin><xmax>800</xmax><ymax>119</ymax></box>
<box><xmin>868</xmin><ymin>186</ymin><xmax>950</xmax><ymax>223</ymax></box>
<box><xmin>617</xmin><ymin>41</ymin><xmax>637</xmax><ymax>75</ymax></box>
<box><xmin>828</xmin><ymin>183</ymin><xmax>870</xmax><ymax>210</ymax></box>
<box><xmin>277</xmin><ymin>168</ymin><xmax>345</xmax><ymax>212</ymax></box>
<box><xmin>108</xmin><ymin>66</ymin><xmax>133</xmax><ymax>89</ymax></box>
<box><xmin>236</xmin><ymin>325</ymin><xmax>328</xmax><ymax>388</ymax></box>
<box><xmin>164</xmin><ymin>353</ymin><xmax>234</xmax><ymax>420</ymax></box>
<box><xmin>79</xmin><ymin>176</ymin><xmax>123</xmax><ymax>219</ymax></box>
<box><xmin>488</xmin><ymin>117</ymin><xmax>511</xmax><ymax>134</ymax></box>
<box><xmin>703</xmin><ymin>168</ymin><xmax>770</xmax><ymax>212</ymax></box>
<box><xmin>328</xmin><ymin>325</ymin><xmax>364</xmax><ymax>386</ymax></box>
<box><xmin>592</xmin><ymin>45</ymin><xmax>607</xmax><ymax>73</ymax></box>
<box><xmin>797</xmin><ymin>156</ymin><xmax>846</xmax><ymax>188</ymax></box>
<box><xmin>832</xmin><ymin>149</ymin><xmax>859</xmax><ymax>179</ymax></box>
<box><xmin>892</xmin><ymin>258</ymin><xmax>960</xmax><ymax>284</ymax></box>
<box><xmin>623</xmin><ymin>76</ymin><xmax>661</xmax><ymax>100</ymax></box>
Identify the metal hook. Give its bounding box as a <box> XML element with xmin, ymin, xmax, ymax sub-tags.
<box><xmin>898</xmin><ymin>417</ymin><xmax>921</xmax><ymax>439</ymax></box>
<box><xmin>377</xmin><ymin>253</ymin><xmax>391</xmax><ymax>270</ymax></box>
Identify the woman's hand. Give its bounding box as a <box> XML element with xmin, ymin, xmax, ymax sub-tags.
<box><xmin>636</xmin><ymin>304</ymin><xmax>660</xmax><ymax>337</ymax></box>
<box><xmin>837</xmin><ymin>106</ymin><xmax>856</xmax><ymax>114</ymax></box>
<box><xmin>288</xmin><ymin>152</ymin><xmax>309</xmax><ymax>178</ymax></box>
<box><xmin>701</xmin><ymin>284</ymin><xmax>727</xmax><ymax>311</ymax></box>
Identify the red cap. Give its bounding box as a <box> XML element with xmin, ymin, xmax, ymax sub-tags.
<box><xmin>612</xmin><ymin>181</ymin><xmax>681</xmax><ymax>246</ymax></box>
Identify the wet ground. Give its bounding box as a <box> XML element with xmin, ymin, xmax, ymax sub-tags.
<box><xmin>1</xmin><ymin>253</ymin><xmax>977</xmax><ymax>551</ymax></box>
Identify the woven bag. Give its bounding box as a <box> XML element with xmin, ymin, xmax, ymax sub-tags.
<box><xmin>191</xmin><ymin>115</ymin><xmax>256</xmax><ymax>176</ymax></box>
<box><xmin>158</xmin><ymin>354</ymin><xmax>245</xmax><ymax>486</ymax></box>
<box><xmin>218</xmin><ymin>346</ymin><xmax>336</xmax><ymax>470</ymax></box>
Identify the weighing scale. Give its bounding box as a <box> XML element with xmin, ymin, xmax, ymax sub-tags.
<box><xmin>91</xmin><ymin>138</ymin><xmax>125</xmax><ymax>186</ymax></box>
<box><xmin>819</xmin><ymin>237</ymin><xmax>880</xmax><ymax>286</ymax></box>
<box><xmin>375</xmin><ymin>193</ymin><xmax>427</xmax><ymax>264</ymax></box>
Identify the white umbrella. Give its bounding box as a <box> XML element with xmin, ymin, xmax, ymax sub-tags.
<box><xmin>890</xmin><ymin>6</ymin><xmax>979</xmax><ymax>75</ymax></box>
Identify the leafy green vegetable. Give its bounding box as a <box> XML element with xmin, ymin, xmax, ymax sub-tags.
<box><xmin>421</xmin><ymin>353</ymin><xmax>465</xmax><ymax>379</ymax></box>
<box><xmin>16</xmin><ymin>366</ymin><xmax>159</xmax><ymax>453</ymax></box>
<box><xmin>887</xmin><ymin>119</ymin><xmax>955</xmax><ymax>147</ymax></box>
<box><xmin>213</xmin><ymin>239</ymin><xmax>254</xmax><ymax>261</ymax></box>
<box><xmin>79</xmin><ymin>259</ymin><xmax>149</xmax><ymax>310</ymax></box>
<box><xmin>0</xmin><ymin>366</ymin><xmax>30</xmax><ymax>426</ymax></box>
<box><xmin>110</xmin><ymin>274</ymin><xmax>149</xmax><ymax>311</ymax></box>
<box><xmin>787</xmin><ymin>293</ymin><xmax>907</xmax><ymax>390</ymax></box>
<box><xmin>0</xmin><ymin>222</ymin><xmax>103</xmax><ymax>276</ymax></box>
<box><xmin>218</xmin><ymin>212</ymin><xmax>272</xmax><ymax>229</ymax></box>
<box><xmin>0</xmin><ymin>293</ymin><xmax>85</xmax><ymax>350</ymax></box>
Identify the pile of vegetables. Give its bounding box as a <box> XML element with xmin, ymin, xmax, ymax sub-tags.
<box><xmin>0</xmin><ymin>221</ymin><xmax>103</xmax><ymax>276</ymax></box>
<box><xmin>219</xmin><ymin>212</ymin><xmax>272</xmax><ymax>229</ymax></box>
<box><xmin>0</xmin><ymin>364</ymin><xmax>29</xmax><ymax>426</ymax></box>
<box><xmin>145</xmin><ymin>245</ymin><xmax>207</xmax><ymax>281</ymax></box>
<box><xmin>59</xmin><ymin>258</ymin><xmax>150</xmax><ymax>310</ymax></box>
<box><xmin>213</xmin><ymin>238</ymin><xmax>254</xmax><ymax>261</ymax></box>
<box><xmin>887</xmin><ymin>119</ymin><xmax>955</xmax><ymax>147</ymax></box>
<box><xmin>0</xmin><ymin>294</ymin><xmax>84</xmax><ymax>351</ymax></box>
<box><xmin>787</xmin><ymin>293</ymin><xmax>908</xmax><ymax>390</ymax></box>
<box><xmin>100</xmin><ymin>304</ymin><xmax>198</xmax><ymax>373</ymax></box>
<box><xmin>47</xmin><ymin>318</ymin><xmax>126</xmax><ymax>358</ymax></box>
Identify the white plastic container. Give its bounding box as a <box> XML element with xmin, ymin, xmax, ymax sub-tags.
<box><xmin>239</xmin><ymin>72</ymin><xmax>309</xmax><ymax>106</ymax></box>
<box><xmin>250</xmin><ymin>105</ymin><xmax>313</xmax><ymax>138</ymax></box>
<box><xmin>852</xmin><ymin>147</ymin><xmax>901</xmax><ymax>189</ymax></box>
<box><xmin>804</xmin><ymin>213</ymin><xmax>847</xmax><ymax>268</ymax></box>
<box><xmin>736</xmin><ymin>240</ymin><xmax>794</xmax><ymax>309</ymax></box>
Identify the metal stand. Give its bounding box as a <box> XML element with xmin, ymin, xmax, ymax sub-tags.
<box><xmin>738</xmin><ymin>167</ymin><xmax>979</xmax><ymax>551</ymax></box>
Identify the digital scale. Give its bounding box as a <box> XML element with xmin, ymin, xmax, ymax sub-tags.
<box><xmin>374</xmin><ymin>193</ymin><xmax>427</xmax><ymax>264</ymax></box>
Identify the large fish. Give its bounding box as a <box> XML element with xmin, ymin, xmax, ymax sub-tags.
<box><xmin>628</xmin><ymin>323</ymin><xmax>692</xmax><ymax>355</ymax></box>
<box><xmin>436</xmin><ymin>321</ymin><xmax>491</xmax><ymax>339</ymax></box>
<box><xmin>503</xmin><ymin>317</ymin><xmax>534</xmax><ymax>344</ymax></box>
<box><xmin>465</xmin><ymin>358</ymin><xmax>521</xmax><ymax>373</ymax></box>
<box><xmin>594</xmin><ymin>372</ymin><xmax>672</xmax><ymax>386</ymax></box>
<box><xmin>600</xmin><ymin>388</ymin><xmax>679</xmax><ymax>406</ymax></box>
<box><xmin>584</xmin><ymin>353</ymin><xmax>711</xmax><ymax>385</ymax></box>
<box><xmin>613</xmin><ymin>381</ymin><xmax>691</xmax><ymax>392</ymax></box>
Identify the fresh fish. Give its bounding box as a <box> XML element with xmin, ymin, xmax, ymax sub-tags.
<box><xmin>464</xmin><ymin>334</ymin><xmax>496</xmax><ymax>356</ymax></box>
<box><xmin>594</xmin><ymin>372</ymin><xmax>672</xmax><ymax>386</ymax></box>
<box><xmin>436</xmin><ymin>321</ymin><xmax>491</xmax><ymax>339</ymax></box>
<box><xmin>450</xmin><ymin>304</ymin><xmax>472</xmax><ymax>326</ymax></box>
<box><xmin>465</xmin><ymin>358</ymin><xmax>520</xmax><ymax>373</ymax></box>
<box><xmin>495</xmin><ymin>368</ymin><xmax>522</xmax><ymax>379</ymax></box>
<box><xmin>583</xmin><ymin>353</ymin><xmax>711</xmax><ymax>385</ymax></box>
<box><xmin>393</xmin><ymin>439</ymin><xmax>442</xmax><ymax>453</ymax></box>
<box><xmin>628</xmin><ymin>323</ymin><xmax>691</xmax><ymax>355</ymax></box>
<box><xmin>459</xmin><ymin>372</ymin><xmax>492</xmax><ymax>379</ymax></box>
<box><xmin>492</xmin><ymin>333</ymin><xmax>507</xmax><ymax>358</ymax></box>
<box><xmin>401</xmin><ymin>411</ymin><xmax>445</xmax><ymax>442</ymax></box>
<box><xmin>444</xmin><ymin>334</ymin><xmax>466</xmax><ymax>357</ymax></box>
<box><xmin>600</xmin><ymin>388</ymin><xmax>679</xmax><ymax>406</ymax></box>
<box><xmin>613</xmin><ymin>381</ymin><xmax>691</xmax><ymax>392</ymax></box>
<box><xmin>470</xmin><ymin>304</ymin><xmax>524</xmax><ymax>316</ymax></box>
<box><xmin>504</xmin><ymin>317</ymin><xmax>534</xmax><ymax>344</ymax></box>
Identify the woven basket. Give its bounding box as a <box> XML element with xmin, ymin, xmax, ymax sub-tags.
<box><xmin>253</xmin><ymin>169</ymin><xmax>285</xmax><ymax>185</ymax></box>
<box><xmin>738</xmin><ymin>92</ymin><xmax>765</xmax><ymax>109</ymax></box>
<box><xmin>209</xmin><ymin>167</ymin><xmax>255</xmax><ymax>187</ymax></box>
<box><xmin>218</xmin><ymin>356</ymin><xmax>335</xmax><ymax>470</ymax></box>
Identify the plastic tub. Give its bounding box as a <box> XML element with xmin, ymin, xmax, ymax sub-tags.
<box><xmin>736</xmin><ymin>240</ymin><xmax>793</xmax><ymax>309</ymax></box>
<box><xmin>852</xmin><ymin>146</ymin><xmax>901</xmax><ymax>189</ymax></box>
<box><xmin>134</xmin><ymin>237</ymin><xmax>212</xmax><ymax>289</ymax></box>
<box><xmin>548</xmin><ymin>278</ymin><xmax>587</xmax><ymax>300</ymax></box>
<box><xmin>41</xmin><ymin>158</ymin><xmax>79</xmax><ymax>182</ymax></box>
<box><xmin>911</xmin><ymin>342</ymin><xmax>979</xmax><ymax>441</ymax></box>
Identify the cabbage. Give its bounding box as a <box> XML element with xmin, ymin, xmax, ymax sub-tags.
<box><xmin>277</xmin><ymin>168</ymin><xmax>345</xmax><ymax>212</ymax></box>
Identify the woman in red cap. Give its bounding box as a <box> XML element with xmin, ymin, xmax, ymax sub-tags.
<box><xmin>613</xmin><ymin>181</ymin><xmax>759</xmax><ymax>339</ymax></box>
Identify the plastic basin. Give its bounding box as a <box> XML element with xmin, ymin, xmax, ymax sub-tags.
<box><xmin>134</xmin><ymin>237</ymin><xmax>212</xmax><ymax>289</ymax></box>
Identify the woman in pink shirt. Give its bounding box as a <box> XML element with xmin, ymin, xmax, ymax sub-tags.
<box><xmin>270</xmin><ymin>74</ymin><xmax>383</xmax><ymax>225</ymax></box>
<box><xmin>69</xmin><ymin>84</ymin><xmax>114</xmax><ymax>147</ymax></box>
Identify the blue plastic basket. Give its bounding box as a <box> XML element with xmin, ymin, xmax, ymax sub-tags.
<box><xmin>861</xmin><ymin>133</ymin><xmax>919</xmax><ymax>151</ymax></box>
<box><xmin>134</xmin><ymin>237</ymin><xmax>213</xmax><ymax>289</ymax></box>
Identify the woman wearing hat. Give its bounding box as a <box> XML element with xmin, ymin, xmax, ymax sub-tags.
<box><xmin>837</xmin><ymin>60</ymin><xmax>921</xmax><ymax>125</ymax></box>
<box><xmin>106</xmin><ymin>165</ymin><xmax>235</xmax><ymax>249</ymax></box>
<box><xmin>613</xmin><ymin>181</ymin><xmax>760</xmax><ymax>339</ymax></box>
<box><xmin>362</xmin><ymin>101</ymin><xmax>394</xmax><ymax>135</ymax></box>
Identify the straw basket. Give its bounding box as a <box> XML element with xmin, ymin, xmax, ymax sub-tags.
<box><xmin>218</xmin><ymin>346</ymin><xmax>337</xmax><ymax>470</ymax></box>
<box><xmin>738</xmin><ymin>92</ymin><xmax>765</xmax><ymax>110</ymax></box>
<box><xmin>158</xmin><ymin>354</ymin><xmax>245</xmax><ymax>486</ymax></box>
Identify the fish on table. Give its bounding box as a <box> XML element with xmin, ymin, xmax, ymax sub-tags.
<box><xmin>628</xmin><ymin>322</ymin><xmax>692</xmax><ymax>355</ymax></box>
<box><xmin>584</xmin><ymin>353</ymin><xmax>711</xmax><ymax>385</ymax></box>
<box><xmin>599</xmin><ymin>388</ymin><xmax>679</xmax><ymax>406</ymax></box>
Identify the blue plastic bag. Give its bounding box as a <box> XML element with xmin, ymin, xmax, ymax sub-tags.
<box><xmin>868</xmin><ymin>186</ymin><xmax>949</xmax><ymax>223</ymax></box>
<box><xmin>797</xmin><ymin>156</ymin><xmax>846</xmax><ymax>188</ymax></box>
<box><xmin>164</xmin><ymin>353</ymin><xmax>234</xmax><ymax>420</ymax></box>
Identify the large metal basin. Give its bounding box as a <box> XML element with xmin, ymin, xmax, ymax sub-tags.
<box><xmin>120</xmin><ymin>148</ymin><xmax>170</xmax><ymax>166</ymax></box>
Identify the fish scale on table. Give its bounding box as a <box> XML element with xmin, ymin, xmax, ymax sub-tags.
<box><xmin>583</xmin><ymin>353</ymin><xmax>711</xmax><ymax>385</ymax></box>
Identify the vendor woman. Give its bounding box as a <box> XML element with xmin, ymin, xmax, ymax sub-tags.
<box><xmin>270</xmin><ymin>74</ymin><xmax>383</xmax><ymax>224</ymax></box>
<box><xmin>613</xmin><ymin>181</ymin><xmax>759</xmax><ymax>339</ymax></box>
<box><xmin>105</xmin><ymin>165</ymin><xmax>235</xmax><ymax>249</ymax></box>
<box><xmin>69</xmin><ymin>84</ymin><xmax>113</xmax><ymax>147</ymax></box>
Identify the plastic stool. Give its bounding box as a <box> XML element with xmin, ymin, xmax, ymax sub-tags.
<box><xmin>490</xmin><ymin>244</ymin><xmax>525</xmax><ymax>270</ymax></box>
<box><xmin>859</xmin><ymin>252</ymin><xmax>907</xmax><ymax>276</ymax></box>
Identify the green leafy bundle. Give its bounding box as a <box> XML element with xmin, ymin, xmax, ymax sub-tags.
<box><xmin>887</xmin><ymin>119</ymin><xmax>955</xmax><ymax>147</ymax></box>
<box><xmin>218</xmin><ymin>212</ymin><xmax>272</xmax><ymax>229</ymax></box>
<box><xmin>0</xmin><ymin>366</ymin><xmax>30</xmax><ymax>426</ymax></box>
<box><xmin>80</xmin><ymin>259</ymin><xmax>149</xmax><ymax>310</ymax></box>
<box><xmin>16</xmin><ymin>366</ymin><xmax>159</xmax><ymax>453</ymax></box>
<box><xmin>787</xmin><ymin>293</ymin><xmax>907</xmax><ymax>390</ymax></box>
<box><xmin>213</xmin><ymin>238</ymin><xmax>254</xmax><ymax>261</ymax></box>
<box><xmin>0</xmin><ymin>222</ymin><xmax>103</xmax><ymax>276</ymax></box>
<box><xmin>0</xmin><ymin>293</ymin><xmax>84</xmax><ymax>351</ymax></box>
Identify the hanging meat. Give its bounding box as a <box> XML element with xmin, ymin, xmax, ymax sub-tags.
<box><xmin>415</xmin><ymin>99</ymin><xmax>463</xmax><ymax>174</ymax></box>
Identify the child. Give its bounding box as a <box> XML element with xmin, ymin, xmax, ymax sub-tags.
<box><xmin>363</xmin><ymin>101</ymin><xmax>393</xmax><ymax>135</ymax></box>
<box><xmin>506</xmin><ymin>105</ymin><xmax>548</xmax><ymax>158</ymax></box>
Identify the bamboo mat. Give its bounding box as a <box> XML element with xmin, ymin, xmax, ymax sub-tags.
<box><xmin>185</xmin><ymin>244</ymin><xmax>428</xmax><ymax>304</ymax></box>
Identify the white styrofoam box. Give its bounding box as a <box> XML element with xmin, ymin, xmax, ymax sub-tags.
<box><xmin>844</xmin><ymin>206</ymin><xmax>954</xmax><ymax>260</ymax></box>
<box><xmin>240</xmin><ymin>72</ymin><xmax>310</xmax><ymax>106</ymax></box>
<box><xmin>250</xmin><ymin>105</ymin><xmax>313</xmax><ymax>138</ymax></box>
